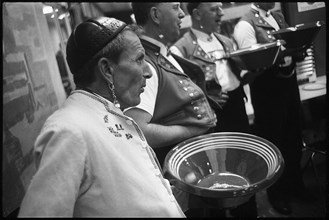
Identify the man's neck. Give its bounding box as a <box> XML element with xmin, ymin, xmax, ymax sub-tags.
<box><xmin>191</xmin><ymin>22</ymin><xmax>212</xmax><ymax>36</ymax></box>
<box><xmin>143</xmin><ymin>25</ymin><xmax>170</xmax><ymax>47</ymax></box>
<box><xmin>87</xmin><ymin>83</ymin><xmax>113</xmax><ymax>103</ymax></box>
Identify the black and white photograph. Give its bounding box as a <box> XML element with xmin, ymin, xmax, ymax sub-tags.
<box><xmin>2</xmin><ymin>2</ymin><xmax>327</xmax><ymax>218</ymax></box>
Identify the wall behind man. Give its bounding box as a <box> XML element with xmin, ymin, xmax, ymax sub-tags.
<box><xmin>282</xmin><ymin>2</ymin><xmax>326</xmax><ymax>77</ymax></box>
<box><xmin>2</xmin><ymin>2</ymin><xmax>66</xmax><ymax>217</ymax></box>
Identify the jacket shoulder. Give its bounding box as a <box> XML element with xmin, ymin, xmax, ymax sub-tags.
<box><xmin>174</xmin><ymin>31</ymin><xmax>194</xmax><ymax>54</ymax></box>
<box><xmin>175</xmin><ymin>31</ymin><xmax>193</xmax><ymax>45</ymax></box>
<box><xmin>239</xmin><ymin>10</ymin><xmax>260</xmax><ymax>26</ymax></box>
<box><xmin>174</xmin><ymin>31</ymin><xmax>193</xmax><ymax>48</ymax></box>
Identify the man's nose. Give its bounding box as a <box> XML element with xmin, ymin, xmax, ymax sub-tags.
<box><xmin>143</xmin><ymin>71</ymin><xmax>152</xmax><ymax>79</ymax></box>
<box><xmin>217</xmin><ymin>6</ymin><xmax>224</xmax><ymax>16</ymax></box>
<box><xmin>179</xmin><ymin>7</ymin><xmax>185</xmax><ymax>19</ymax></box>
<box><xmin>143</xmin><ymin>63</ymin><xmax>152</xmax><ymax>79</ymax></box>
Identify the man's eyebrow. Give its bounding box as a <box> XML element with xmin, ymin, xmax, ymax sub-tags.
<box><xmin>173</xmin><ymin>3</ymin><xmax>180</xmax><ymax>8</ymax></box>
<box><xmin>136</xmin><ymin>50</ymin><xmax>145</xmax><ymax>60</ymax></box>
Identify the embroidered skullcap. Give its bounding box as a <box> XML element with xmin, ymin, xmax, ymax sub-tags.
<box><xmin>66</xmin><ymin>17</ymin><xmax>127</xmax><ymax>74</ymax></box>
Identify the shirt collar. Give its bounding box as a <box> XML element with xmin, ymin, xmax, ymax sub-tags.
<box><xmin>140</xmin><ymin>35</ymin><xmax>168</xmax><ymax>57</ymax></box>
<box><xmin>72</xmin><ymin>89</ymin><xmax>124</xmax><ymax>115</ymax></box>
<box><xmin>191</xmin><ymin>28</ymin><xmax>214</xmax><ymax>42</ymax></box>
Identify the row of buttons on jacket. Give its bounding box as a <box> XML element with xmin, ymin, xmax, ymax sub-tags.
<box><xmin>179</xmin><ymin>79</ymin><xmax>205</xmax><ymax>120</ymax></box>
<box><xmin>253</xmin><ymin>12</ymin><xmax>279</xmax><ymax>41</ymax></box>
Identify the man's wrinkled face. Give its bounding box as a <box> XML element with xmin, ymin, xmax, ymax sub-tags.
<box><xmin>197</xmin><ymin>2</ymin><xmax>224</xmax><ymax>34</ymax></box>
<box><xmin>112</xmin><ymin>31</ymin><xmax>151</xmax><ymax>109</ymax></box>
<box><xmin>156</xmin><ymin>2</ymin><xmax>185</xmax><ymax>44</ymax></box>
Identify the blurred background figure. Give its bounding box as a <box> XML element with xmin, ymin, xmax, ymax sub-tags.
<box><xmin>170</xmin><ymin>2</ymin><xmax>257</xmax><ymax>218</ymax></box>
<box><xmin>234</xmin><ymin>2</ymin><xmax>307</xmax><ymax>215</ymax></box>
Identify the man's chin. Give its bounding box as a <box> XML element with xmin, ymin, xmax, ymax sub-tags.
<box><xmin>131</xmin><ymin>99</ymin><xmax>141</xmax><ymax>108</ymax></box>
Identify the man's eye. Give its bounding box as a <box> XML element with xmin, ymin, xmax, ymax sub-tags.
<box><xmin>137</xmin><ymin>57</ymin><xmax>144</xmax><ymax>64</ymax></box>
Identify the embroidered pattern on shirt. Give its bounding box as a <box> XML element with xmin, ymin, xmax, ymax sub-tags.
<box><xmin>72</xmin><ymin>90</ymin><xmax>145</xmax><ymax>141</ymax></box>
<box><xmin>107</xmin><ymin>124</ymin><xmax>134</xmax><ymax>139</ymax></box>
<box><xmin>115</xmin><ymin>124</ymin><xmax>124</xmax><ymax>130</ymax></box>
<box><xmin>125</xmin><ymin>133</ymin><xmax>133</xmax><ymax>140</ymax></box>
<box><xmin>104</xmin><ymin>115</ymin><xmax>108</xmax><ymax>123</ymax></box>
<box><xmin>107</xmin><ymin>126</ymin><xmax>122</xmax><ymax>137</ymax></box>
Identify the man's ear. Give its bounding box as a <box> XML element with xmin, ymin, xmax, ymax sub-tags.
<box><xmin>150</xmin><ymin>6</ymin><xmax>160</xmax><ymax>25</ymax></box>
<box><xmin>98</xmin><ymin>57</ymin><xmax>114</xmax><ymax>83</ymax></box>
<box><xmin>192</xmin><ymin>8</ymin><xmax>201</xmax><ymax>21</ymax></box>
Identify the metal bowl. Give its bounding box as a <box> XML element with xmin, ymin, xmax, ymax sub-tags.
<box><xmin>272</xmin><ymin>21</ymin><xmax>324</xmax><ymax>49</ymax></box>
<box><xmin>227</xmin><ymin>40</ymin><xmax>282</xmax><ymax>71</ymax></box>
<box><xmin>163</xmin><ymin>132</ymin><xmax>284</xmax><ymax>208</ymax></box>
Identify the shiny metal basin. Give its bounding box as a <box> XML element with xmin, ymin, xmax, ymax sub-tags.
<box><xmin>163</xmin><ymin>132</ymin><xmax>284</xmax><ymax>208</ymax></box>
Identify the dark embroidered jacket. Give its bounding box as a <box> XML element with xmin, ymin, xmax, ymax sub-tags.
<box><xmin>173</xmin><ymin>29</ymin><xmax>243</xmax><ymax>103</ymax></box>
<box><xmin>140</xmin><ymin>38</ymin><xmax>217</xmax><ymax>128</ymax></box>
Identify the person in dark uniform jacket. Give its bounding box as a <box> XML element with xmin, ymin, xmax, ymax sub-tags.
<box><xmin>125</xmin><ymin>2</ymin><xmax>219</xmax><ymax>168</ymax></box>
<box><xmin>125</xmin><ymin>4</ymin><xmax>222</xmax><ymax>213</ymax></box>
<box><xmin>234</xmin><ymin>2</ymin><xmax>307</xmax><ymax>215</ymax></box>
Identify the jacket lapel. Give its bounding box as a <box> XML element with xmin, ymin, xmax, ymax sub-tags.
<box><xmin>157</xmin><ymin>54</ymin><xmax>187</xmax><ymax>77</ymax></box>
<box><xmin>189</xmin><ymin>30</ymin><xmax>216</xmax><ymax>63</ymax></box>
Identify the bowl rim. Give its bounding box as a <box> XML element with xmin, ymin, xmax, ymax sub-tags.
<box><xmin>272</xmin><ymin>20</ymin><xmax>324</xmax><ymax>35</ymax></box>
<box><xmin>271</xmin><ymin>21</ymin><xmax>324</xmax><ymax>49</ymax></box>
<box><xmin>228</xmin><ymin>40</ymin><xmax>282</xmax><ymax>57</ymax></box>
<box><xmin>163</xmin><ymin>132</ymin><xmax>285</xmax><ymax>198</ymax></box>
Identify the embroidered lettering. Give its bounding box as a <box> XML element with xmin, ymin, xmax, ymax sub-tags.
<box><xmin>107</xmin><ymin>126</ymin><xmax>122</xmax><ymax>137</ymax></box>
<box><xmin>108</xmin><ymin>127</ymin><xmax>115</xmax><ymax>133</ymax></box>
<box><xmin>103</xmin><ymin>115</ymin><xmax>108</xmax><ymax>123</ymax></box>
<box><xmin>125</xmin><ymin>133</ymin><xmax>133</xmax><ymax>140</ymax></box>
<box><xmin>115</xmin><ymin>132</ymin><xmax>122</xmax><ymax>137</ymax></box>
<box><xmin>107</xmin><ymin>125</ymin><xmax>123</xmax><ymax>137</ymax></box>
<box><xmin>115</xmin><ymin>124</ymin><xmax>124</xmax><ymax>131</ymax></box>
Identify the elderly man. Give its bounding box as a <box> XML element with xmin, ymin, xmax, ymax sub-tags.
<box><xmin>18</xmin><ymin>17</ymin><xmax>185</xmax><ymax>217</ymax></box>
